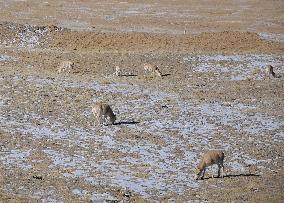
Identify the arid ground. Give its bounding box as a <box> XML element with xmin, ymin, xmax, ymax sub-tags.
<box><xmin>0</xmin><ymin>0</ymin><xmax>284</xmax><ymax>202</ymax></box>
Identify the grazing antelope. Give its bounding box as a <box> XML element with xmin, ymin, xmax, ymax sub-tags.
<box><xmin>195</xmin><ymin>150</ymin><xmax>225</xmax><ymax>180</ymax></box>
<box><xmin>265</xmin><ymin>65</ymin><xmax>276</xmax><ymax>78</ymax></box>
<box><xmin>58</xmin><ymin>61</ymin><xmax>74</xmax><ymax>73</ymax></box>
<box><xmin>143</xmin><ymin>63</ymin><xmax>162</xmax><ymax>77</ymax></box>
<box><xmin>92</xmin><ymin>102</ymin><xmax>116</xmax><ymax>125</ymax></box>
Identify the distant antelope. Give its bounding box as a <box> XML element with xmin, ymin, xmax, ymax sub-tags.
<box><xmin>195</xmin><ymin>150</ymin><xmax>225</xmax><ymax>180</ymax></box>
<box><xmin>265</xmin><ymin>65</ymin><xmax>276</xmax><ymax>78</ymax></box>
<box><xmin>115</xmin><ymin>66</ymin><xmax>121</xmax><ymax>76</ymax></box>
<box><xmin>92</xmin><ymin>102</ymin><xmax>116</xmax><ymax>125</ymax></box>
<box><xmin>143</xmin><ymin>63</ymin><xmax>162</xmax><ymax>77</ymax></box>
<box><xmin>58</xmin><ymin>61</ymin><xmax>74</xmax><ymax>73</ymax></box>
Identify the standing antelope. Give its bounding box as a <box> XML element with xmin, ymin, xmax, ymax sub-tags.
<box><xmin>195</xmin><ymin>150</ymin><xmax>225</xmax><ymax>180</ymax></box>
<box><xmin>143</xmin><ymin>63</ymin><xmax>162</xmax><ymax>77</ymax></box>
<box><xmin>265</xmin><ymin>65</ymin><xmax>276</xmax><ymax>78</ymax></box>
<box><xmin>92</xmin><ymin>102</ymin><xmax>116</xmax><ymax>125</ymax></box>
<box><xmin>58</xmin><ymin>61</ymin><xmax>74</xmax><ymax>73</ymax></box>
<box><xmin>115</xmin><ymin>66</ymin><xmax>121</xmax><ymax>76</ymax></box>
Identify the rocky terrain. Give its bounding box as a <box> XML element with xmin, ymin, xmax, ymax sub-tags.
<box><xmin>0</xmin><ymin>0</ymin><xmax>283</xmax><ymax>202</ymax></box>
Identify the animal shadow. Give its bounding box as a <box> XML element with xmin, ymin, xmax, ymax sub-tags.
<box><xmin>120</xmin><ymin>74</ymin><xmax>138</xmax><ymax>77</ymax></box>
<box><xmin>203</xmin><ymin>173</ymin><xmax>260</xmax><ymax>180</ymax></box>
<box><xmin>161</xmin><ymin>73</ymin><xmax>171</xmax><ymax>77</ymax></box>
<box><xmin>224</xmin><ymin>173</ymin><xmax>260</xmax><ymax>178</ymax></box>
<box><xmin>113</xmin><ymin>121</ymin><xmax>140</xmax><ymax>125</ymax></box>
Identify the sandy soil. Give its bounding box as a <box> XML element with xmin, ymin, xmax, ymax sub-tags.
<box><xmin>0</xmin><ymin>0</ymin><xmax>284</xmax><ymax>202</ymax></box>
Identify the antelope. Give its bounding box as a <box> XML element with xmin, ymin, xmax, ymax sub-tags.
<box><xmin>58</xmin><ymin>61</ymin><xmax>74</xmax><ymax>73</ymax></box>
<box><xmin>143</xmin><ymin>63</ymin><xmax>162</xmax><ymax>77</ymax></box>
<box><xmin>195</xmin><ymin>150</ymin><xmax>225</xmax><ymax>180</ymax></box>
<box><xmin>265</xmin><ymin>65</ymin><xmax>276</xmax><ymax>78</ymax></box>
<box><xmin>91</xmin><ymin>102</ymin><xmax>116</xmax><ymax>125</ymax></box>
<box><xmin>115</xmin><ymin>66</ymin><xmax>121</xmax><ymax>76</ymax></box>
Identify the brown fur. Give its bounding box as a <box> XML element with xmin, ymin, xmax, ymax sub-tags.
<box><xmin>92</xmin><ymin>102</ymin><xmax>116</xmax><ymax>125</ymax></box>
<box><xmin>266</xmin><ymin>65</ymin><xmax>276</xmax><ymax>78</ymax></box>
<box><xmin>143</xmin><ymin>63</ymin><xmax>162</xmax><ymax>77</ymax></box>
<box><xmin>58</xmin><ymin>61</ymin><xmax>74</xmax><ymax>73</ymax></box>
<box><xmin>196</xmin><ymin>150</ymin><xmax>225</xmax><ymax>180</ymax></box>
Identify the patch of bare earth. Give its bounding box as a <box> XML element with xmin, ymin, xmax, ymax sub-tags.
<box><xmin>0</xmin><ymin>0</ymin><xmax>284</xmax><ymax>202</ymax></box>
